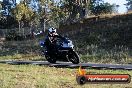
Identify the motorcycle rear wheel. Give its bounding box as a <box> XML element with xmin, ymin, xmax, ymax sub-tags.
<box><xmin>45</xmin><ymin>55</ymin><xmax>57</xmax><ymax>63</ymax></box>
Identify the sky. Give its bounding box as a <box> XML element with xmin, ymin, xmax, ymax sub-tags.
<box><xmin>0</xmin><ymin>0</ymin><xmax>128</xmax><ymax>13</ymax></box>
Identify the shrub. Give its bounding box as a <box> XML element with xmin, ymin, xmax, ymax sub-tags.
<box><xmin>6</xmin><ymin>30</ymin><xmax>24</xmax><ymax>41</ymax></box>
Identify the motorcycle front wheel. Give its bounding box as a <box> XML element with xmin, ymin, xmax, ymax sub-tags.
<box><xmin>68</xmin><ymin>51</ymin><xmax>80</xmax><ymax>64</ymax></box>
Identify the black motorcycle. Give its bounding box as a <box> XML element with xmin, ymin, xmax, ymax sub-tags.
<box><xmin>39</xmin><ymin>37</ymin><xmax>80</xmax><ymax>64</ymax></box>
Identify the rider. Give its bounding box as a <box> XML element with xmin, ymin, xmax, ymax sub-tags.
<box><xmin>44</xmin><ymin>27</ymin><xmax>64</xmax><ymax>52</ymax></box>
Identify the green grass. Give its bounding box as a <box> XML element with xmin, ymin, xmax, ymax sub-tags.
<box><xmin>0</xmin><ymin>64</ymin><xmax>132</xmax><ymax>88</ymax></box>
<box><xmin>77</xmin><ymin>44</ymin><xmax>132</xmax><ymax>64</ymax></box>
<box><xmin>0</xmin><ymin>54</ymin><xmax>45</xmax><ymax>61</ymax></box>
<box><xmin>80</xmin><ymin>54</ymin><xmax>132</xmax><ymax>64</ymax></box>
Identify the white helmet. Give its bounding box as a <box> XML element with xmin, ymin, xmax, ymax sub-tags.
<box><xmin>48</xmin><ymin>27</ymin><xmax>56</xmax><ymax>33</ymax></box>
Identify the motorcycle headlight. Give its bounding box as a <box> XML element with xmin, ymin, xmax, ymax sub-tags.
<box><xmin>68</xmin><ymin>41</ymin><xmax>74</xmax><ymax>48</ymax></box>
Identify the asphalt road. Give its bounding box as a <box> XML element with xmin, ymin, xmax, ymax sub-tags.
<box><xmin>0</xmin><ymin>60</ymin><xmax>132</xmax><ymax>70</ymax></box>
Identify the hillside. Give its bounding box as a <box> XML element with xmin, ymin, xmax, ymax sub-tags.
<box><xmin>59</xmin><ymin>13</ymin><xmax>132</xmax><ymax>48</ymax></box>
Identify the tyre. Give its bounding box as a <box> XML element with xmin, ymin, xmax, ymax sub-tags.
<box><xmin>76</xmin><ymin>76</ymin><xmax>87</xmax><ymax>85</ymax></box>
<box><xmin>45</xmin><ymin>55</ymin><xmax>56</xmax><ymax>63</ymax></box>
<box><xmin>68</xmin><ymin>51</ymin><xmax>80</xmax><ymax>64</ymax></box>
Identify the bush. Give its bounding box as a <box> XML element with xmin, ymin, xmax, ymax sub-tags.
<box><xmin>6</xmin><ymin>30</ymin><xmax>24</xmax><ymax>41</ymax></box>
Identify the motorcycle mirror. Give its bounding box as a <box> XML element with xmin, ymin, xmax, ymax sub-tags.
<box><xmin>39</xmin><ymin>41</ymin><xmax>44</xmax><ymax>46</ymax></box>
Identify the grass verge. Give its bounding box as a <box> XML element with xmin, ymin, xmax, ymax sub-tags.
<box><xmin>0</xmin><ymin>54</ymin><xmax>45</xmax><ymax>61</ymax></box>
<box><xmin>0</xmin><ymin>64</ymin><xmax>132</xmax><ymax>88</ymax></box>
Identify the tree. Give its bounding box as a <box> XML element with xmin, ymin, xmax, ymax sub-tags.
<box><xmin>89</xmin><ymin>0</ymin><xmax>115</xmax><ymax>15</ymax></box>
<box><xmin>125</xmin><ymin>0</ymin><xmax>132</xmax><ymax>12</ymax></box>
<box><xmin>37</xmin><ymin>0</ymin><xmax>50</xmax><ymax>32</ymax></box>
<box><xmin>11</xmin><ymin>1</ymin><xmax>34</xmax><ymax>32</ymax></box>
<box><xmin>1</xmin><ymin>0</ymin><xmax>16</xmax><ymax>15</ymax></box>
<box><xmin>58</xmin><ymin>0</ymin><xmax>115</xmax><ymax>24</ymax></box>
<box><xmin>0</xmin><ymin>1</ymin><xmax>2</xmax><ymax>16</ymax></box>
<box><xmin>59</xmin><ymin>0</ymin><xmax>91</xmax><ymax>22</ymax></box>
<box><xmin>47</xmin><ymin>1</ymin><xmax>65</xmax><ymax>27</ymax></box>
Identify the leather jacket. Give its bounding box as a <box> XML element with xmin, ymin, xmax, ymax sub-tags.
<box><xmin>44</xmin><ymin>33</ymin><xmax>64</xmax><ymax>48</ymax></box>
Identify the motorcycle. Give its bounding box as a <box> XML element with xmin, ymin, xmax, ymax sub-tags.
<box><xmin>39</xmin><ymin>37</ymin><xmax>80</xmax><ymax>64</ymax></box>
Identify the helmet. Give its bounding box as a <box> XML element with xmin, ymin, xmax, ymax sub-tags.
<box><xmin>48</xmin><ymin>27</ymin><xmax>56</xmax><ymax>33</ymax></box>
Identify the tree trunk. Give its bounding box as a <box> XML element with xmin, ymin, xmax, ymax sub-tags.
<box><xmin>85</xmin><ymin>0</ymin><xmax>91</xmax><ymax>18</ymax></box>
<box><xmin>43</xmin><ymin>19</ymin><xmax>46</xmax><ymax>33</ymax></box>
<box><xmin>29</xmin><ymin>21</ymin><xmax>35</xmax><ymax>39</ymax></box>
<box><xmin>22</xmin><ymin>21</ymin><xmax>24</xmax><ymax>37</ymax></box>
<box><xmin>18</xmin><ymin>21</ymin><xmax>21</xmax><ymax>33</ymax></box>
